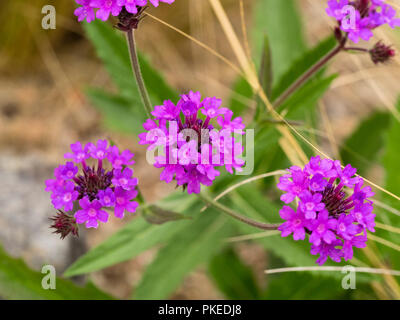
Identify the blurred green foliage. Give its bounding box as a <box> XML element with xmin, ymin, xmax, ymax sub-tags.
<box><xmin>0</xmin><ymin>244</ymin><xmax>111</xmax><ymax>299</ymax></box>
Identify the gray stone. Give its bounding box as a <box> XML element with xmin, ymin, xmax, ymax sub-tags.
<box><xmin>0</xmin><ymin>152</ymin><xmax>82</xmax><ymax>273</ymax></box>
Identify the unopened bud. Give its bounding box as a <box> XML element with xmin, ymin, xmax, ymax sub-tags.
<box><xmin>50</xmin><ymin>211</ymin><xmax>79</xmax><ymax>240</ymax></box>
<box><xmin>369</xmin><ymin>41</ymin><xmax>395</xmax><ymax>64</ymax></box>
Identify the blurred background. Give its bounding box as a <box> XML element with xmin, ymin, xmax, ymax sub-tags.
<box><xmin>1</xmin><ymin>0</ymin><xmax>400</xmax><ymax>299</ymax></box>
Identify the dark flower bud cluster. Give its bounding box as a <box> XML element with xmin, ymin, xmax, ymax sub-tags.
<box><xmin>50</xmin><ymin>211</ymin><xmax>79</xmax><ymax>240</ymax></box>
<box><xmin>369</xmin><ymin>41</ymin><xmax>395</xmax><ymax>64</ymax></box>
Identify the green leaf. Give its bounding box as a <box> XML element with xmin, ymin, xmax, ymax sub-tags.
<box><xmin>84</xmin><ymin>20</ymin><xmax>140</xmax><ymax>102</ymax></box>
<box><xmin>264</xmin><ymin>272</ymin><xmax>351</xmax><ymax>299</ymax></box>
<box><xmin>272</xmin><ymin>36</ymin><xmax>336</xmax><ymax>101</ymax></box>
<box><xmin>383</xmin><ymin>100</ymin><xmax>400</xmax><ymax>214</ymax></box>
<box><xmin>209</xmin><ymin>247</ymin><xmax>262</xmax><ymax>300</ymax></box>
<box><xmin>64</xmin><ymin>193</ymin><xmax>198</xmax><ymax>277</ymax></box>
<box><xmin>133</xmin><ymin>209</ymin><xmax>234</xmax><ymax>299</ymax></box>
<box><xmin>228</xmin><ymin>77</ymin><xmax>254</xmax><ymax>116</ymax></box>
<box><xmin>84</xmin><ymin>20</ymin><xmax>177</xmax><ymax>104</ymax></box>
<box><xmin>142</xmin><ymin>204</ymin><xmax>192</xmax><ymax>225</ymax></box>
<box><xmin>252</xmin><ymin>0</ymin><xmax>306</xmax><ymax>79</ymax></box>
<box><xmin>254</xmin><ymin>35</ymin><xmax>274</xmax><ymax>121</ymax></box>
<box><xmin>82</xmin><ymin>20</ymin><xmax>178</xmax><ymax>134</ymax></box>
<box><xmin>64</xmin><ymin>217</ymin><xmax>184</xmax><ymax>277</ymax></box>
<box><xmin>259</xmin><ymin>35</ymin><xmax>273</xmax><ymax>99</ymax></box>
<box><xmin>381</xmin><ymin>100</ymin><xmax>400</xmax><ymax>269</ymax></box>
<box><xmin>280</xmin><ymin>74</ymin><xmax>337</xmax><ymax>118</ymax></box>
<box><xmin>341</xmin><ymin>111</ymin><xmax>390</xmax><ymax>176</ymax></box>
<box><xmin>229</xmin><ymin>0</ymin><xmax>307</xmax><ymax>118</ymax></box>
<box><xmin>86</xmin><ymin>89</ymin><xmax>144</xmax><ymax>134</ymax></box>
<box><xmin>0</xmin><ymin>245</ymin><xmax>111</xmax><ymax>300</ymax></box>
<box><xmin>251</xmin><ymin>74</ymin><xmax>337</xmax><ymax>178</ymax></box>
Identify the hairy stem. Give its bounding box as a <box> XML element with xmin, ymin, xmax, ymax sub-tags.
<box><xmin>274</xmin><ymin>43</ymin><xmax>344</xmax><ymax>108</ymax></box>
<box><xmin>126</xmin><ymin>29</ymin><xmax>152</xmax><ymax>118</ymax></box>
<box><xmin>198</xmin><ymin>193</ymin><xmax>279</xmax><ymax>230</ymax></box>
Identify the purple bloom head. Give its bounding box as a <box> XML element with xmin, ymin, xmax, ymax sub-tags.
<box><xmin>139</xmin><ymin>92</ymin><xmax>246</xmax><ymax>194</ymax></box>
<box><xmin>326</xmin><ymin>0</ymin><xmax>400</xmax><ymax>43</ymax></box>
<box><xmin>277</xmin><ymin>156</ymin><xmax>375</xmax><ymax>265</ymax></box>
<box><xmin>45</xmin><ymin>140</ymin><xmax>138</xmax><ymax>233</ymax></box>
<box><xmin>74</xmin><ymin>0</ymin><xmax>175</xmax><ymax>24</ymax></box>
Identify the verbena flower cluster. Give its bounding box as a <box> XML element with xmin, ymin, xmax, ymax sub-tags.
<box><xmin>45</xmin><ymin>140</ymin><xmax>138</xmax><ymax>230</ymax></box>
<box><xmin>74</xmin><ymin>0</ymin><xmax>175</xmax><ymax>23</ymax></box>
<box><xmin>326</xmin><ymin>0</ymin><xmax>400</xmax><ymax>43</ymax></box>
<box><xmin>139</xmin><ymin>91</ymin><xmax>245</xmax><ymax>194</ymax></box>
<box><xmin>277</xmin><ymin>156</ymin><xmax>376</xmax><ymax>265</ymax></box>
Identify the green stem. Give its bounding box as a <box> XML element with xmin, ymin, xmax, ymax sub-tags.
<box><xmin>197</xmin><ymin>193</ymin><xmax>279</xmax><ymax>231</ymax></box>
<box><xmin>126</xmin><ymin>29</ymin><xmax>153</xmax><ymax>118</ymax></box>
<box><xmin>274</xmin><ymin>43</ymin><xmax>344</xmax><ymax>108</ymax></box>
<box><xmin>343</xmin><ymin>47</ymin><xmax>369</xmax><ymax>53</ymax></box>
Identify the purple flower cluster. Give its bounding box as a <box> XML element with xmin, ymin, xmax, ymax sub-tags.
<box><xmin>326</xmin><ymin>0</ymin><xmax>400</xmax><ymax>43</ymax></box>
<box><xmin>45</xmin><ymin>140</ymin><xmax>138</xmax><ymax>229</ymax></box>
<box><xmin>278</xmin><ymin>156</ymin><xmax>375</xmax><ymax>265</ymax></box>
<box><xmin>139</xmin><ymin>92</ymin><xmax>245</xmax><ymax>194</ymax></box>
<box><xmin>74</xmin><ymin>0</ymin><xmax>175</xmax><ymax>23</ymax></box>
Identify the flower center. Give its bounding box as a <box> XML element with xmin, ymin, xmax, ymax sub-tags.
<box><xmin>293</xmin><ymin>219</ymin><xmax>302</xmax><ymax>227</ymax></box>
<box><xmin>63</xmin><ymin>193</ymin><xmax>72</xmax><ymax>202</ymax></box>
<box><xmin>74</xmin><ymin>165</ymin><xmax>113</xmax><ymax>201</ymax></box>
<box><xmin>321</xmin><ymin>183</ymin><xmax>353</xmax><ymax>217</ymax></box>
<box><xmin>339</xmin><ymin>223</ymin><xmax>347</xmax><ymax>232</ymax></box>
<box><xmin>293</xmin><ymin>186</ymin><xmax>302</xmax><ymax>194</ymax></box>
<box><xmin>88</xmin><ymin>208</ymin><xmax>97</xmax><ymax>217</ymax></box>
<box><xmin>317</xmin><ymin>224</ymin><xmax>325</xmax><ymax>233</ymax></box>
<box><xmin>104</xmin><ymin>196</ymin><xmax>111</xmax><ymax>204</ymax></box>
<box><xmin>77</xmin><ymin>153</ymin><xmax>85</xmax><ymax>161</ymax></box>
<box><xmin>305</xmin><ymin>202</ymin><xmax>315</xmax><ymax>211</ymax></box>
<box><xmin>311</xmin><ymin>182</ymin><xmax>320</xmax><ymax>190</ymax></box>
<box><xmin>116</xmin><ymin>197</ymin><xmax>125</xmax><ymax>205</ymax></box>
<box><xmin>96</xmin><ymin>151</ymin><xmax>105</xmax><ymax>158</ymax></box>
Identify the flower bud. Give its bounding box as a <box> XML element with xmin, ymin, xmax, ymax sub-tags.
<box><xmin>50</xmin><ymin>211</ymin><xmax>79</xmax><ymax>240</ymax></box>
<box><xmin>369</xmin><ymin>41</ymin><xmax>395</xmax><ymax>64</ymax></box>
